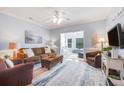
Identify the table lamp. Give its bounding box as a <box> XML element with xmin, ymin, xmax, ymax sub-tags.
<box><xmin>98</xmin><ymin>37</ymin><xmax>105</xmax><ymax>51</ymax></box>
<box><xmin>8</xmin><ymin>42</ymin><xmax>17</xmax><ymax>58</ymax></box>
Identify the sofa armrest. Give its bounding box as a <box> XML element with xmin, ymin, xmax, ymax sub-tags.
<box><xmin>11</xmin><ymin>58</ymin><xmax>24</xmax><ymax>65</ymax></box>
<box><xmin>0</xmin><ymin>62</ymin><xmax>34</xmax><ymax>86</ymax></box>
<box><xmin>24</xmin><ymin>56</ymin><xmax>40</xmax><ymax>63</ymax></box>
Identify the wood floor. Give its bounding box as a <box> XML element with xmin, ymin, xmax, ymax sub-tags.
<box><xmin>33</xmin><ymin>67</ymin><xmax>48</xmax><ymax>80</ymax></box>
<box><xmin>28</xmin><ymin>66</ymin><xmax>48</xmax><ymax>86</ymax></box>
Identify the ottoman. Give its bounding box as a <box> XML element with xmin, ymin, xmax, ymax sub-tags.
<box><xmin>41</xmin><ymin>55</ymin><xmax>63</xmax><ymax>70</ymax></box>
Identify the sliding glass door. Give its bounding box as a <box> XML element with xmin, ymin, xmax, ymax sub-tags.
<box><xmin>76</xmin><ymin>38</ymin><xmax>83</xmax><ymax>49</ymax></box>
<box><xmin>60</xmin><ymin>31</ymin><xmax>84</xmax><ymax>59</ymax></box>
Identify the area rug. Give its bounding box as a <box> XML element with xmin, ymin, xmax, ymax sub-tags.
<box><xmin>33</xmin><ymin>59</ymin><xmax>107</xmax><ymax>86</ymax></box>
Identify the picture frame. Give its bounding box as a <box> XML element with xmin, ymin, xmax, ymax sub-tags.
<box><xmin>25</xmin><ymin>30</ymin><xmax>42</xmax><ymax>44</ymax></box>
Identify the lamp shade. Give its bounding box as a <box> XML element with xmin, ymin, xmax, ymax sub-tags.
<box><xmin>9</xmin><ymin>42</ymin><xmax>17</xmax><ymax>49</ymax></box>
<box><xmin>98</xmin><ymin>37</ymin><xmax>105</xmax><ymax>43</ymax></box>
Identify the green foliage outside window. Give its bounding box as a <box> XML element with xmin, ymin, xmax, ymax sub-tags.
<box><xmin>76</xmin><ymin>38</ymin><xmax>83</xmax><ymax>49</ymax></box>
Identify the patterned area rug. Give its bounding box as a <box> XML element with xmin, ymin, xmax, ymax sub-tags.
<box><xmin>33</xmin><ymin>59</ymin><xmax>107</xmax><ymax>86</ymax></box>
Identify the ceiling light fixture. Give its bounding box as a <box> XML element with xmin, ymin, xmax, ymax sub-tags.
<box><xmin>52</xmin><ymin>10</ymin><xmax>63</xmax><ymax>25</ymax></box>
<box><xmin>53</xmin><ymin>16</ymin><xmax>57</xmax><ymax>23</ymax></box>
<box><xmin>52</xmin><ymin>10</ymin><xmax>70</xmax><ymax>25</ymax></box>
<box><xmin>57</xmin><ymin>18</ymin><xmax>63</xmax><ymax>24</ymax></box>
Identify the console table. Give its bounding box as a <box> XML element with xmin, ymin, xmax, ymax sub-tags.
<box><xmin>101</xmin><ymin>54</ymin><xmax>124</xmax><ymax>80</ymax></box>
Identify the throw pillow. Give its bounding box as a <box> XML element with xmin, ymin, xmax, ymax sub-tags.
<box><xmin>25</xmin><ymin>49</ymin><xmax>34</xmax><ymax>57</ymax></box>
<box><xmin>45</xmin><ymin>47</ymin><xmax>51</xmax><ymax>53</ymax></box>
<box><xmin>5</xmin><ymin>59</ymin><xmax>14</xmax><ymax>68</ymax></box>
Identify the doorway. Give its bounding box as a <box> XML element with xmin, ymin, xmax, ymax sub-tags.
<box><xmin>60</xmin><ymin>31</ymin><xmax>84</xmax><ymax>59</ymax></box>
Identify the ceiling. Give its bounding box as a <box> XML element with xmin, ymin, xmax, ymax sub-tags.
<box><xmin>0</xmin><ymin>7</ymin><xmax>113</xmax><ymax>30</ymax></box>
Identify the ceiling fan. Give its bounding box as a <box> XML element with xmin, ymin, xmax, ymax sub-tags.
<box><xmin>51</xmin><ymin>10</ymin><xmax>70</xmax><ymax>25</ymax></box>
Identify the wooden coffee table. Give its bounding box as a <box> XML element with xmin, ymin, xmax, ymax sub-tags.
<box><xmin>41</xmin><ymin>55</ymin><xmax>63</xmax><ymax>70</ymax></box>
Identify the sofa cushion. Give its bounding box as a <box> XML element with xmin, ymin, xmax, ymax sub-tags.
<box><xmin>32</xmin><ymin>48</ymin><xmax>43</xmax><ymax>56</ymax></box>
<box><xmin>40</xmin><ymin>54</ymin><xmax>49</xmax><ymax>58</ymax></box>
<box><xmin>40</xmin><ymin>47</ymin><xmax>45</xmax><ymax>54</ymax></box>
<box><xmin>5</xmin><ymin>59</ymin><xmax>14</xmax><ymax>68</ymax></box>
<box><xmin>87</xmin><ymin>57</ymin><xmax>95</xmax><ymax>61</ymax></box>
<box><xmin>24</xmin><ymin>56</ymin><xmax>40</xmax><ymax>63</ymax></box>
<box><xmin>0</xmin><ymin>59</ymin><xmax>7</xmax><ymax>71</ymax></box>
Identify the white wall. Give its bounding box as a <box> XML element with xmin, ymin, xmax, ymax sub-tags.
<box><xmin>50</xmin><ymin>20</ymin><xmax>106</xmax><ymax>50</ymax></box>
<box><xmin>106</xmin><ymin>8</ymin><xmax>124</xmax><ymax>47</ymax></box>
<box><xmin>0</xmin><ymin>13</ymin><xmax>50</xmax><ymax>50</ymax></box>
<box><xmin>106</xmin><ymin>7</ymin><xmax>124</xmax><ymax>59</ymax></box>
<box><xmin>105</xmin><ymin>7</ymin><xmax>124</xmax><ymax>43</ymax></box>
<box><xmin>106</xmin><ymin>7</ymin><xmax>124</xmax><ymax>31</ymax></box>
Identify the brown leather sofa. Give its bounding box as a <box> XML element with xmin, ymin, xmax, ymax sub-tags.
<box><xmin>86</xmin><ymin>51</ymin><xmax>102</xmax><ymax>68</ymax></box>
<box><xmin>0</xmin><ymin>58</ymin><xmax>34</xmax><ymax>86</ymax></box>
<box><xmin>24</xmin><ymin>55</ymin><xmax>40</xmax><ymax>64</ymax></box>
<box><xmin>23</xmin><ymin>47</ymin><xmax>56</xmax><ymax>64</ymax></box>
<box><xmin>32</xmin><ymin>47</ymin><xmax>55</xmax><ymax>58</ymax></box>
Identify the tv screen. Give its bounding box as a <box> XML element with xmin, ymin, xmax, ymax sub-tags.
<box><xmin>108</xmin><ymin>25</ymin><xmax>119</xmax><ymax>46</ymax></box>
<box><xmin>108</xmin><ymin>23</ymin><xmax>124</xmax><ymax>48</ymax></box>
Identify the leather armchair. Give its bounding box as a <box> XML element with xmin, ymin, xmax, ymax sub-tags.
<box><xmin>0</xmin><ymin>58</ymin><xmax>34</xmax><ymax>86</ymax></box>
<box><xmin>86</xmin><ymin>51</ymin><xmax>101</xmax><ymax>68</ymax></box>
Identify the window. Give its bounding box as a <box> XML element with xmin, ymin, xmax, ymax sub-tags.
<box><xmin>67</xmin><ymin>39</ymin><xmax>72</xmax><ymax>48</ymax></box>
<box><xmin>76</xmin><ymin>38</ymin><xmax>83</xmax><ymax>48</ymax></box>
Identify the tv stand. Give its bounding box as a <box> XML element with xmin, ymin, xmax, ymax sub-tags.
<box><xmin>101</xmin><ymin>54</ymin><xmax>124</xmax><ymax>80</ymax></box>
<box><xmin>111</xmin><ymin>47</ymin><xmax>118</xmax><ymax>59</ymax></box>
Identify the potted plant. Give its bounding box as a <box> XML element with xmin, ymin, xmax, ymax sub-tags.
<box><xmin>103</xmin><ymin>47</ymin><xmax>112</xmax><ymax>57</ymax></box>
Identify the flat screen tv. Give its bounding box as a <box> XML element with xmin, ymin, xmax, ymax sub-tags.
<box><xmin>107</xmin><ymin>23</ymin><xmax>124</xmax><ymax>48</ymax></box>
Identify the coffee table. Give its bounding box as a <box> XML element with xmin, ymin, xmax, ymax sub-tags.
<box><xmin>41</xmin><ymin>55</ymin><xmax>63</xmax><ymax>70</ymax></box>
